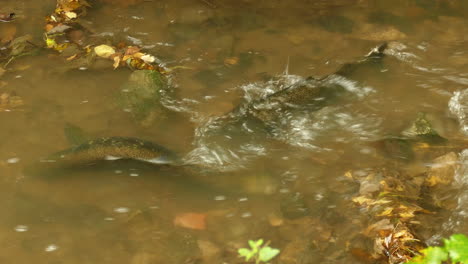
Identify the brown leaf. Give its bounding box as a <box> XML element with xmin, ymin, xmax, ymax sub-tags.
<box><xmin>174</xmin><ymin>212</ymin><xmax>206</xmax><ymax>230</ymax></box>
<box><xmin>124</xmin><ymin>46</ymin><xmax>140</xmax><ymax>56</ymax></box>
<box><xmin>224</xmin><ymin>57</ymin><xmax>239</xmax><ymax>66</ymax></box>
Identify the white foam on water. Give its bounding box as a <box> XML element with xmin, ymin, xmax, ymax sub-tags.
<box><xmin>323</xmin><ymin>75</ymin><xmax>375</xmax><ymax>98</ymax></box>
<box><xmin>270</xmin><ymin>106</ymin><xmax>382</xmax><ymax>151</ymax></box>
<box><xmin>449</xmin><ymin>89</ymin><xmax>468</xmax><ymax>135</ymax></box>
<box><xmin>182</xmin><ymin>73</ymin><xmax>380</xmax><ymax>169</ymax></box>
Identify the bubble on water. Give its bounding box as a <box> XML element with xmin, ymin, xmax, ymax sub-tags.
<box><xmin>214</xmin><ymin>195</ymin><xmax>226</xmax><ymax>201</ymax></box>
<box><xmin>241</xmin><ymin>212</ymin><xmax>252</xmax><ymax>218</ymax></box>
<box><xmin>238</xmin><ymin>197</ymin><xmax>248</xmax><ymax>202</ymax></box>
<box><xmin>14</xmin><ymin>225</ymin><xmax>28</xmax><ymax>232</ymax></box>
<box><xmin>45</xmin><ymin>244</ymin><xmax>58</xmax><ymax>252</ymax></box>
<box><xmin>129</xmin><ymin>173</ymin><xmax>139</xmax><ymax>177</ymax></box>
<box><xmin>6</xmin><ymin>157</ymin><xmax>20</xmax><ymax>164</ymax></box>
<box><xmin>359</xmin><ymin>147</ymin><xmax>372</xmax><ymax>154</ymax></box>
<box><xmin>113</xmin><ymin>207</ymin><xmax>130</xmax><ymax>213</ymax></box>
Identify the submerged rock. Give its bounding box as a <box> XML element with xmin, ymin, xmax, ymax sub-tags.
<box><xmin>118</xmin><ymin>70</ymin><xmax>168</xmax><ymax>125</ymax></box>
<box><xmin>377</xmin><ymin>112</ymin><xmax>451</xmax><ymax>162</ymax></box>
<box><xmin>280</xmin><ymin>192</ymin><xmax>309</xmax><ymax>219</ymax></box>
<box><xmin>402</xmin><ymin>112</ymin><xmax>444</xmax><ymax>140</ymax></box>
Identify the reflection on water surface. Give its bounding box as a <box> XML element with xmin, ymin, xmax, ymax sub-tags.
<box><xmin>1</xmin><ymin>0</ymin><xmax>468</xmax><ymax>263</ymax></box>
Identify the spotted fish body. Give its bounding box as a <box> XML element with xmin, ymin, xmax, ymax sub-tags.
<box><xmin>45</xmin><ymin>137</ymin><xmax>180</xmax><ymax>166</ymax></box>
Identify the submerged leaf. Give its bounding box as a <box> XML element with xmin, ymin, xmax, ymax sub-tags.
<box><xmin>173</xmin><ymin>212</ymin><xmax>206</xmax><ymax>230</ymax></box>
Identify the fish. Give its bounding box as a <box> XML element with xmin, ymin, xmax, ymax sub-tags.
<box><xmin>43</xmin><ymin>136</ymin><xmax>181</xmax><ymax>167</ymax></box>
<box><xmin>233</xmin><ymin>43</ymin><xmax>388</xmax><ymax>125</ymax></box>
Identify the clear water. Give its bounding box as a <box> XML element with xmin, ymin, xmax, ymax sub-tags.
<box><xmin>1</xmin><ymin>0</ymin><xmax>468</xmax><ymax>263</ymax></box>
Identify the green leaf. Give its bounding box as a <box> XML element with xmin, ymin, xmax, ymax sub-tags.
<box><xmin>258</xmin><ymin>246</ymin><xmax>280</xmax><ymax>262</ymax></box>
<box><xmin>444</xmin><ymin>234</ymin><xmax>468</xmax><ymax>264</ymax></box>
<box><xmin>421</xmin><ymin>247</ymin><xmax>448</xmax><ymax>264</ymax></box>
<box><xmin>238</xmin><ymin>248</ymin><xmax>255</xmax><ymax>261</ymax></box>
<box><xmin>249</xmin><ymin>239</ymin><xmax>263</xmax><ymax>249</ymax></box>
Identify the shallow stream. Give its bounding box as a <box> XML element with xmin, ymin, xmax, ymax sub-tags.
<box><xmin>0</xmin><ymin>1</ymin><xmax>468</xmax><ymax>263</ymax></box>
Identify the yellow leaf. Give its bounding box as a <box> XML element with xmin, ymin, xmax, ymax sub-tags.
<box><xmin>66</xmin><ymin>54</ymin><xmax>78</xmax><ymax>61</ymax></box>
<box><xmin>398</xmin><ymin>211</ymin><xmax>416</xmax><ymax>218</ymax></box>
<box><xmin>371</xmin><ymin>199</ymin><xmax>392</xmax><ymax>205</ymax></box>
<box><xmin>224</xmin><ymin>56</ymin><xmax>239</xmax><ymax>66</ymax></box>
<box><xmin>55</xmin><ymin>43</ymin><xmax>69</xmax><ymax>52</ymax></box>
<box><xmin>46</xmin><ymin>38</ymin><xmax>57</xmax><ymax>48</ymax></box>
<box><xmin>377</xmin><ymin>207</ymin><xmax>393</xmax><ymax>216</ymax></box>
<box><xmin>352</xmin><ymin>196</ymin><xmax>373</xmax><ymax>205</ymax></box>
<box><xmin>113</xmin><ymin>56</ymin><xmax>121</xmax><ymax>69</ymax></box>
<box><xmin>344</xmin><ymin>171</ymin><xmax>353</xmax><ymax>180</ymax></box>
<box><xmin>140</xmin><ymin>54</ymin><xmax>155</xmax><ymax>63</ymax></box>
<box><xmin>94</xmin><ymin>44</ymin><xmax>115</xmax><ymax>58</ymax></box>
<box><xmin>65</xmin><ymin>12</ymin><xmax>77</xmax><ymax>19</ymax></box>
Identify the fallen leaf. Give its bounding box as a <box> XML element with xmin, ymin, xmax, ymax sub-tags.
<box><xmin>113</xmin><ymin>56</ymin><xmax>121</xmax><ymax>69</ymax></box>
<box><xmin>47</xmin><ymin>24</ymin><xmax>72</xmax><ymax>34</ymax></box>
<box><xmin>140</xmin><ymin>54</ymin><xmax>156</xmax><ymax>63</ymax></box>
<box><xmin>65</xmin><ymin>11</ymin><xmax>77</xmax><ymax>19</ymax></box>
<box><xmin>352</xmin><ymin>196</ymin><xmax>373</xmax><ymax>205</ymax></box>
<box><xmin>66</xmin><ymin>54</ymin><xmax>78</xmax><ymax>61</ymax></box>
<box><xmin>0</xmin><ymin>91</ymin><xmax>24</xmax><ymax>111</ymax></box>
<box><xmin>45</xmin><ymin>24</ymin><xmax>54</xmax><ymax>32</ymax></box>
<box><xmin>268</xmin><ymin>213</ymin><xmax>284</xmax><ymax>226</ymax></box>
<box><xmin>94</xmin><ymin>44</ymin><xmax>115</xmax><ymax>58</ymax></box>
<box><xmin>377</xmin><ymin>207</ymin><xmax>393</xmax><ymax>217</ymax></box>
<box><xmin>125</xmin><ymin>46</ymin><xmax>140</xmax><ymax>56</ymax></box>
<box><xmin>344</xmin><ymin>170</ymin><xmax>353</xmax><ymax>179</ymax></box>
<box><xmin>425</xmin><ymin>152</ymin><xmax>458</xmax><ymax>187</ymax></box>
<box><xmin>224</xmin><ymin>57</ymin><xmax>239</xmax><ymax>66</ymax></box>
<box><xmin>364</xmin><ymin>219</ymin><xmax>394</xmax><ymax>236</ymax></box>
<box><xmin>174</xmin><ymin>212</ymin><xmax>206</xmax><ymax>230</ymax></box>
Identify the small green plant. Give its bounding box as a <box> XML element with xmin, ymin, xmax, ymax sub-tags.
<box><xmin>406</xmin><ymin>234</ymin><xmax>468</xmax><ymax>264</ymax></box>
<box><xmin>238</xmin><ymin>239</ymin><xmax>280</xmax><ymax>264</ymax></box>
